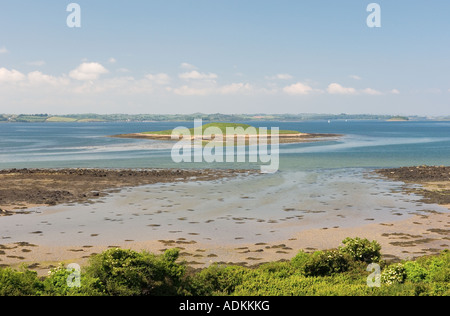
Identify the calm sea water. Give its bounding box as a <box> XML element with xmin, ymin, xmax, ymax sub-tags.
<box><xmin>0</xmin><ymin>120</ymin><xmax>449</xmax><ymax>170</ymax></box>
<box><xmin>1</xmin><ymin>120</ymin><xmax>449</xmax><ymax>247</ymax></box>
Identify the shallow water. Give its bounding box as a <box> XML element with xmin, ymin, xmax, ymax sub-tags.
<box><xmin>1</xmin><ymin>168</ymin><xmax>447</xmax><ymax>247</ymax></box>
<box><xmin>1</xmin><ymin>120</ymin><xmax>450</xmax><ymax>170</ymax></box>
<box><xmin>1</xmin><ymin>120</ymin><xmax>450</xmax><ymax>247</ymax></box>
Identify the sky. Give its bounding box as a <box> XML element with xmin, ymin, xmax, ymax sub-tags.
<box><xmin>0</xmin><ymin>0</ymin><xmax>449</xmax><ymax>116</ymax></box>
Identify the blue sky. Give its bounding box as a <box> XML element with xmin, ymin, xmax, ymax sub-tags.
<box><xmin>0</xmin><ymin>0</ymin><xmax>449</xmax><ymax>115</ymax></box>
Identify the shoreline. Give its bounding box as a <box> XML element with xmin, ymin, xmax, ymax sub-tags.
<box><xmin>375</xmin><ymin>166</ymin><xmax>450</xmax><ymax>206</ymax></box>
<box><xmin>1</xmin><ymin>166</ymin><xmax>449</xmax><ymax>276</ymax></box>
<box><xmin>0</xmin><ymin>168</ymin><xmax>258</xmax><ymax>216</ymax></box>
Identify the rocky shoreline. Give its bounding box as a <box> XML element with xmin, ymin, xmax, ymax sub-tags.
<box><xmin>0</xmin><ymin>168</ymin><xmax>257</xmax><ymax>216</ymax></box>
<box><xmin>375</xmin><ymin>166</ymin><xmax>450</xmax><ymax>206</ymax></box>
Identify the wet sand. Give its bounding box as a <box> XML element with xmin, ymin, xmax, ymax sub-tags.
<box><xmin>1</xmin><ymin>166</ymin><xmax>449</xmax><ymax>276</ymax></box>
<box><xmin>0</xmin><ymin>168</ymin><xmax>256</xmax><ymax>216</ymax></box>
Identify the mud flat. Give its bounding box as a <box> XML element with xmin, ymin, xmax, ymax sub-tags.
<box><xmin>1</xmin><ymin>166</ymin><xmax>449</xmax><ymax>276</ymax></box>
<box><xmin>0</xmin><ymin>168</ymin><xmax>257</xmax><ymax>216</ymax></box>
<box><xmin>375</xmin><ymin>165</ymin><xmax>450</xmax><ymax>207</ymax></box>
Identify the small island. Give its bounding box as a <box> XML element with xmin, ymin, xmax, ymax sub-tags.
<box><xmin>386</xmin><ymin>116</ymin><xmax>409</xmax><ymax>122</ymax></box>
<box><xmin>112</xmin><ymin>122</ymin><xmax>342</xmax><ymax>144</ymax></box>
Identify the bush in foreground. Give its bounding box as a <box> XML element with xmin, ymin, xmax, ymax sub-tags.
<box><xmin>0</xmin><ymin>238</ymin><xmax>448</xmax><ymax>296</ymax></box>
<box><xmin>85</xmin><ymin>248</ymin><xmax>186</xmax><ymax>296</ymax></box>
<box><xmin>0</xmin><ymin>266</ymin><xmax>42</xmax><ymax>296</ymax></box>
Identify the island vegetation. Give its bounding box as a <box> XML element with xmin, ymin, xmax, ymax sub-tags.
<box><xmin>142</xmin><ymin>122</ymin><xmax>302</xmax><ymax>135</ymax></box>
<box><xmin>0</xmin><ymin>237</ymin><xmax>448</xmax><ymax>296</ymax></box>
<box><xmin>387</xmin><ymin>116</ymin><xmax>409</xmax><ymax>122</ymax></box>
<box><xmin>112</xmin><ymin>122</ymin><xmax>341</xmax><ymax>144</ymax></box>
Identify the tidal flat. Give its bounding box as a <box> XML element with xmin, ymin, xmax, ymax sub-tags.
<box><xmin>0</xmin><ymin>167</ymin><xmax>449</xmax><ymax>275</ymax></box>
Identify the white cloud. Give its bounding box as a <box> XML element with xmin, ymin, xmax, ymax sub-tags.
<box><xmin>283</xmin><ymin>82</ymin><xmax>314</xmax><ymax>95</ymax></box>
<box><xmin>179</xmin><ymin>70</ymin><xmax>218</xmax><ymax>80</ymax></box>
<box><xmin>349</xmin><ymin>75</ymin><xmax>362</xmax><ymax>80</ymax></box>
<box><xmin>108</xmin><ymin>57</ymin><xmax>117</xmax><ymax>64</ymax></box>
<box><xmin>219</xmin><ymin>83</ymin><xmax>253</xmax><ymax>95</ymax></box>
<box><xmin>0</xmin><ymin>68</ymin><xmax>26</xmax><ymax>82</ymax></box>
<box><xmin>27</xmin><ymin>71</ymin><xmax>69</xmax><ymax>86</ymax></box>
<box><xmin>117</xmin><ymin>68</ymin><xmax>130</xmax><ymax>73</ymax></box>
<box><xmin>72</xmin><ymin>76</ymin><xmax>138</xmax><ymax>94</ymax></box>
<box><xmin>145</xmin><ymin>73</ymin><xmax>171</xmax><ymax>85</ymax></box>
<box><xmin>180</xmin><ymin>62</ymin><xmax>197</xmax><ymax>70</ymax></box>
<box><xmin>391</xmin><ymin>89</ymin><xmax>400</xmax><ymax>95</ymax></box>
<box><xmin>0</xmin><ymin>47</ymin><xmax>8</xmax><ymax>54</ymax></box>
<box><xmin>362</xmin><ymin>88</ymin><xmax>383</xmax><ymax>95</ymax></box>
<box><xmin>171</xmin><ymin>81</ymin><xmax>253</xmax><ymax>96</ymax></box>
<box><xmin>327</xmin><ymin>83</ymin><xmax>357</xmax><ymax>95</ymax></box>
<box><xmin>69</xmin><ymin>62</ymin><xmax>109</xmax><ymax>81</ymax></box>
<box><xmin>266</xmin><ymin>73</ymin><xmax>293</xmax><ymax>80</ymax></box>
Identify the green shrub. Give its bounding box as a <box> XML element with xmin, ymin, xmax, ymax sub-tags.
<box><xmin>40</xmin><ymin>264</ymin><xmax>105</xmax><ymax>296</ymax></box>
<box><xmin>291</xmin><ymin>251</ymin><xmax>311</xmax><ymax>269</ymax></box>
<box><xmin>339</xmin><ymin>237</ymin><xmax>381</xmax><ymax>263</ymax></box>
<box><xmin>0</xmin><ymin>266</ymin><xmax>42</xmax><ymax>296</ymax></box>
<box><xmin>234</xmin><ymin>273</ymin><xmax>373</xmax><ymax>296</ymax></box>
<box><xmin>303</xmin><ymin>249</ymin><xmax>352</xmax><ymax>277</ymax></box>
<box><xmin>256</xmin><ymin>261</ymin><xmax>297</xmax><ymax>279</ymax></box>
<box><xmin>85</xmin><ymin>248</ymin><xmax>186</xmax><ymax>296</ymax></box>
<box><xmin>187</xmin><ymin>265</ymin><xmax>250</xmax><ymax>296</ymax></box>
<box><xmin>381</xmin><ymin>263</ymin><xmax>406</xmax><ymax>285</ymax></box>
<box><xmin>0</xmin><ymin>240</ymin><xmax>448</xmax><ymax>296</ymax></box>
<box><xmin>426</xmin><ymin>251</ymin><xmax>450</xmax><ymax>283</ymax></box>
<box><xmin>404</xmin><ymin>261</ymin><xmax>428</xmax><ymax>283</ymax></box>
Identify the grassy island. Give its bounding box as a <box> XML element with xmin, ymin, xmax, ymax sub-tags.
<box><xmin>112</xmin><ymin>122</ymin><xmax>341</xmax><ymax>144</ymax></box>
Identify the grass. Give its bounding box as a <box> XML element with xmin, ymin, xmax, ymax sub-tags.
<box><xmin>142</xmin><ymin>122</ymin><xmax>302</xmax><ymax>135</ymax></box>
<box><xmin>46</xmin><ymin>117</ymin><xmax>78</xmax><ymax>122</ymax></box>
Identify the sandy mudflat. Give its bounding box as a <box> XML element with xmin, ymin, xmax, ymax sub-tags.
<box><xmin>0</xmin><ymin>168</ymin><xmax>256</xmax><ymax>216</ymax></box>
<box><xmin>0</xmin><ymin>166</ymin><xmax>449</xmax><ymax>276</ymax></box>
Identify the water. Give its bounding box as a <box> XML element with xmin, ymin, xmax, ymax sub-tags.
<box><xmin>1</xmin><ymin>120</ymin><xmax>449</xmax><ymax>247</ymax></box>
<box><xmin>0</xmin><ymin>120</ymin><xmax>449</xmax><ymax>170</ymax></box>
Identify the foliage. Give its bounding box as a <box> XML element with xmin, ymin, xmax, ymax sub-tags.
<box><xmin>339</xmin><ymin>237</ymin><xmax>382</xmax><ymax>263</ymax></box>
<box><xmin>187</xmin><ymin>265</ymin><xmax>250</xmax><ymax>296</ymax></box>
<box><xmin>0</xmin><ymin>240</ymin><xmax>448</xmax><ymax>296</ymax></box>
<box><xmin>302</xmin><ymin>249</ymin><xmax>352</xmax><ymax>277</ymax></box>
<box><xmin>143</xmin><ymin>122</ymin><xmax>301</xmax><ymax>136</ymax></box>
<box><xmin>40</xmin><ymin>264</ymin><xmax>104</xmax><ymax>296</ymax></box>
<box><xmin>0</xmin><ymin>266</ymin><xmax>42</xmax><ymax>296</ymax></box>
<box><xmin>381</xmin><ymin>263</ymin><xmax>407</xmax><ymax>285</ymax></box>
<box><xmin>85</xmin><ymin>248</ymin><xmax>186</xmax><ymax>296</ymax></box>
<box><xmin>404</xmin><ymin>261</ymin><xmax>428</xmax><ymax>283</ymax></box>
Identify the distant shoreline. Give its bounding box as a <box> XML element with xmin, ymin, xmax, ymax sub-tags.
<box><xmin>2</xmin><ymin>113</ymin><xmax>447</xmax><ymax>123</ymax></box>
